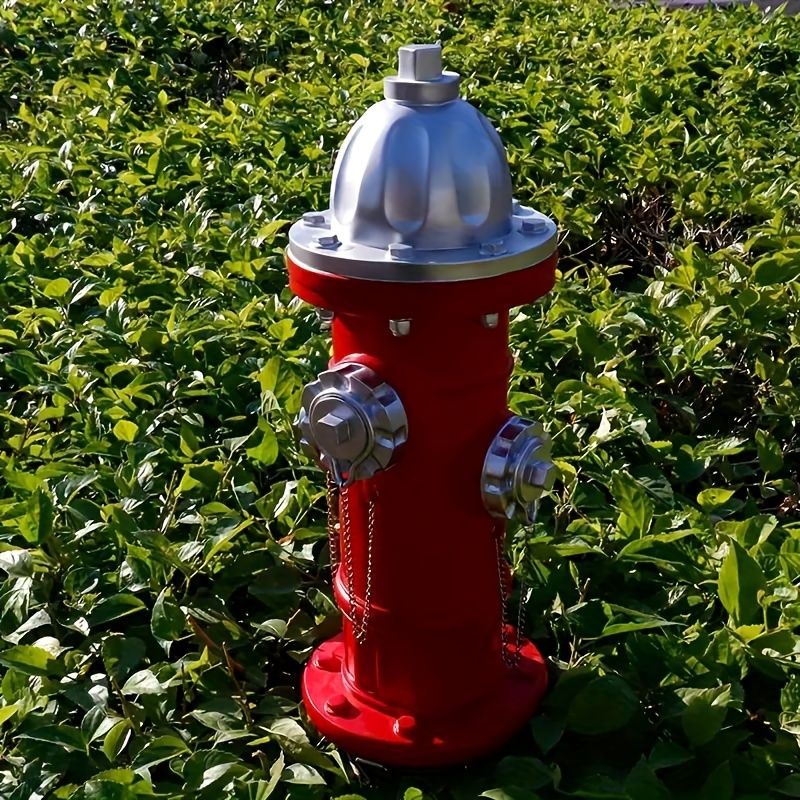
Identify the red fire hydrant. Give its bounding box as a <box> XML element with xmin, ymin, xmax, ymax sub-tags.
<box><xmin>286</xmin><ymin>44</ymin><xmax>558</xmax><ymax>767</ymax></box>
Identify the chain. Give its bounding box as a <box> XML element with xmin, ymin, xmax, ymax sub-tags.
<box><xmin>340</xmin><ymin>484</ymin><xmax>375</xmax><ymax>644</ymax></box>
<box><xmin>495</xmin><ymin>532</ymin><xmax>522</xmax><ymax>668</ymax></box>
<box><xmin>325</xmin><ymin>471</ymin><xmax>340</xmax><ymax>570</ymax></box>
<box><xmin>495</xmin><ymin>508</ymin><xmax>536</xmax><ymax>668</ymax></box>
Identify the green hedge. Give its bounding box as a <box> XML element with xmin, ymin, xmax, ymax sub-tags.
<box><xmin>1</xmin><ymin>0</ymin><xmax>800</xmax><ymax>798</ymax></box>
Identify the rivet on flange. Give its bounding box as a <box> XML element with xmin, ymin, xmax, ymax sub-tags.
<box><xmin>324</xmin><ymin>693</ymin><xmax>351</xmax><ymax>716</ymax></box>
<box><xmin>393</xmin><ymin>714</ymin><xmax>417</xmax><ymax>738</ymax></box>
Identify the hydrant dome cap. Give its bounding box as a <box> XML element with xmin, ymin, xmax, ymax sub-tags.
<box><xmin>286</xmin><ymin>43</ymin><xmax>558</xmax><ymax>283</ymax></box>
<box><xmin>329</xmin><ymin>97</ymin><xmax>513</xmax><ymax>252</ymax></box>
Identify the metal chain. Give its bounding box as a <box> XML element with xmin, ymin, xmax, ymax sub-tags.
<box><xmin>495</xmin><ymin>532</ymin><xmax>522</xmax><ymax>668</ymax></box>
<box><xmin>340</xmin><ymin>484</ymin><xmax>375</xmax><ymax>644</ymax></box>
<box><xmin>495</xmin><ymin>509</ymin><xmax>536</xmax><ymax>668</ymax></box>
<box><xmin>325</xmin><ymin>471</ymin><xmax>340</xmax><ymax>570</ymax></box>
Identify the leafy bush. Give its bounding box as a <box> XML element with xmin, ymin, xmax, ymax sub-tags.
<box><xmin>1</xmin><ymin>0</ymin><xmax>800</xmax><ymax>798</ymax></box>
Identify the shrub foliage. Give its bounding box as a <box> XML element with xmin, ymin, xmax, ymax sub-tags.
<box><xmin>1</xmin><ymin>0</ymin><xmax>800</xmax><ymax>798</ymax></box>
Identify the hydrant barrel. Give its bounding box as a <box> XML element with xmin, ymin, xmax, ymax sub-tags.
<box><xmin>286</xmin><ymin>43</ymin><xmax>557</xmax><ymax>767</ymax></box>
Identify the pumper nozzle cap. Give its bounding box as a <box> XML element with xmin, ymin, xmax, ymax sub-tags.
<box><xmin>384</xmin><ymin>42</ymin><xmax>460</xmax><ymax>104</ymax></box>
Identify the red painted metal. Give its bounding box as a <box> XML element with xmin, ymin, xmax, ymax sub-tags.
<box><xmin>289</xmin><ymin>252</ymin><xmax>557</xmax><ymax>766</ymax></box>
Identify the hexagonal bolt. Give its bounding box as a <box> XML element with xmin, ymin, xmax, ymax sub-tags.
<box><xmin>316</xmin><ymin>410</ymin><xmax>355</xmax><ymax>448</ymax></box>
<box><xmin>389</xmin><ymin>318</ymin><xmax>412</xmax><ymax>337</ymax></box>
<box><xmin>314</xmin><ymin>233</ymin><xmax>340</xmax><ymax>249</ymax></box>
<box><xmin>520</xmin><ymin>218</ymin><xmax>547</xmax><ymax>236</ymax></box>
<box><xmin>479</xmin><ymin>240</ymin><xmax>507</xmax><ymax>256</ymax></box>
<box><xmin>302</xmin><ymin>212</ymin><xmax>327</xmax><ymax>227</ymax></box>
<box><xmin>398</xmin><ymin>43</ymin><xmax>442</xmax><ymax>82</ymax></box>
<box><xmin>388</xmin><ymin>242</ymin><xmax>414</xmax><ymax>261</ymax></box>
<box><xmin>315</xmin><ymin>307</ymin><xmax>334</xmax><ymax>330</ymax></box>
<box><xmin>521</xmin><ymin>459</ymin><xmax>558</xmax><ymax>492</ymax></box>
<box><xmin>482</xmin><ymin>313</ymin><xmax>499</xmax><ymax>329</ymax></box>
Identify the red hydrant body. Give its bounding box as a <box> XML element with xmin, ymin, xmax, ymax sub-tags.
<box><xmin>287</xmin><ymin>44</ymin><xmax>557</xmax><ymax>766</ymax></box>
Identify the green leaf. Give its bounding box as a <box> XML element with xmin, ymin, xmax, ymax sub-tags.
<box><xmin>625</xmin><ymin>757</ymin><xmax>671</xmax><ymax>800</ymax></box>
<box><xmin>495</xmin><ymin>756</ymin><xmax>552</xmax><ymax>791</ymax></box>
<box><xmin>775</xmin><ymin>775</ymin><xmax>800</xmax><ymax>797</ymax></box>
<box><xmin>102</xmin><ymin>636</ymin><xmax>146</xmax><ymax>682</ymax></box>
<box><xmin>751</xmin><ymin>251</ymin><xmax>800</xmax><ymax>286</ymax></box>
<box><xmin>612</xmin><ymin>472</ymin><xmax>653</xmax><ymax>538</ymax></box>
<box><xmin>0</xmin><ymin>645</ymin><xmax>64</xmax><ymax>677</ymax></box>
<box><xmin>246</xmin><ymin>426</ymin><xmax>279</xmax><ymax>466</ymax></box>
<box><xmin>87</xmin><ymin>594</ymin><xmax>146</xmax><ymax>627</ymax></box>
<box><xmin>102</xmin><ymin>720</ymin><xmax>132</xmax><ymax>763</ymax></box>
<box><xmin>680</xmin><ymin>685</ymin><xmax>732</xmax><ymax>747</ymax></box>
<box><xmin>113</xmin><ymin>420</ymin><xmax>139</xmax><ymax>443</ymax></box>
<box><xmin>17</xmin><ymin>489</ymin><xmax>54</xmax><ymax>544</ymax></box>
<box><xmin>530</xmin><ymin>716</ymin><xmax>564</xmax><ymax>755</ymax></box>
<box><xmin>18</xmin><ymin>724</ymin><xmax>86</xmax><ymax>752</ymax></box>
<box><xmin>131</xmin><ymin>734</ymin><xmax>190</xmax><ymax>769</ymax></box>
<box><xmin>281</xmin><ymin>763</ymin><xmax>326</xmax><ymax>785</ymax></box>
<box><xmin>755</xmin><ymin>429</ymin><xmax>783</xmax><ymax>475</ymax></box>
<box><xmin>151</xmin><ymin>588</ymin><xmax>185</xmax><ymax>641</ymax></box>
<box><xmin>718</xmin><ymin>540</ymin><xmax>767</xmax><ymax>626</ymax></box>
<box><xmin>121</xmin><ymin>668</ymin><xmax>165</xmax><ymax>695</ymax></box>
<box><xmin>0</xmin><ymin>704</ymin><xmax>19</xmax><ymax>725</ymax></box>
<box><xmin>43</xmin><ymin>278</ymin><xmax>71</xmax><ymax>298</ymax></box>
<box><xmin>697</xmin><ymin>488</ymin><xmax>735</xmax><ymax>512</ymax></box>
<box><xmin>565</xmin><ymin>675</ymin><xmax>639</xmax><ymax>735</ymax></box>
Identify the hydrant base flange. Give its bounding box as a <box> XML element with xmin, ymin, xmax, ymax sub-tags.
<box><xmin>302</xmin><ymin>632</ymin><xmax>547</xmax><ymax>767</ymax></box>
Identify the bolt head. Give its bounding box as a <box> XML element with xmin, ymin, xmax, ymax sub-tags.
<box><xmin>398</xmin><ymin>43</ymin><xmax>442</xmax><ymax>81</ymax></box>
<box><xmin>389</xmin><ymin>319</ymin><xmax>412</xmax><ymax>337</ymax></box>
<box><xmin>315</xmin><ymin>307</ymin><xmax>334</xmax><ymax>330</ymax></box>
<box><xmin>482</xmin><ymin>313</ymin><xmax>500</xmax><ymax>329</ymax></box>
<box><xmin>302</xmin><ymin>212</ymin><xmax>327</xmax><ymax>227</ymax></box>
<box><xmin>317</xmin><ymin>411</ymin><xmax>354</xmax><ymax>446</ymax></box>
<box><xmin>310</xmin><ymin>399</ymin><xmax>369</xmax><ymax>463</ymax></box>
<box><xmin>314</xmin><ymin>233</ymin><xmax>340</xmax><ymax>249</ymax></box>
<box><xmin>388</xmin><ymin>242</ymin><xmax>414</xmax><ymax>261</ymax></box>
<box><xmin>520</xmin><ymin>218</ymin><xmax>547</xmax><ymax>235</ymax></box>
<box><xmin>479</xmin><ymin>240</ymin><xmax>507</xmax><ymax>256</ymax></box>
<box><xmin>521</xmin><ymin>460</ymin><xmax>558</xmax><ymax>493</ymax></box>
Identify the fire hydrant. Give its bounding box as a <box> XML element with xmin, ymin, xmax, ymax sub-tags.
<box><xmin>286</xmin><ymin>43</ymin><xmax>558</xmax><ymax>767</ymax></box>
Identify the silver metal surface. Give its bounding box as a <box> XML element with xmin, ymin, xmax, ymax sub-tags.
<box><xmin>298</xmin><ymin>362</ymin><xmax>408</xmax><ymax>486</ymax></box>
<box><xmin>287</xmin><ymin>43</ymin><xmax>558</xmax><ymax>284</ymax></box>
<box><xmin>389</xmin><ymin>319</ymin><xmax>411</xmax><ymax>337</ymax></box>
<box><xmin>287</xmin><ymin>206</ymin><xmax>557</xmax><ymax>283</ymax></box>
<box><xmin>482</xmin><ymin>313</ymin><xmax>499</xmax><ymax>329</ymax></box>
<box><xmin>481</xmin><ymin>416</ymin><xmax>558</xmax><ymax>523</ymax></box>
<box><xmin>384</xmin><ymin>43</ymin><xmax>460</xmax><ymax>104</ymax></box>
<box><xmin>315</xmin><ymin>307</ymin><xmax>334</xmax><ymax>330</ymax></box>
